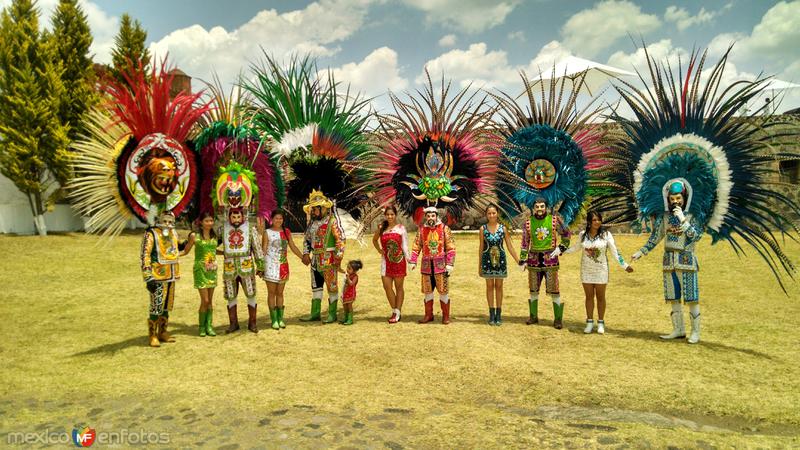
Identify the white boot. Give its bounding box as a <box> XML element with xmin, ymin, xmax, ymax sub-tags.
<box><xmin>596</xmin><ymin>320</ymin><xmax>605</xmax><ymax>335</ymax></box>
<box><xmin>660</xmin><ymin>310</ymin><xmax>686</xmax><ymax>340</ymax></box>
<box><xmin>583</xmin><ymin>319</ymin><xmax>594</xmax><ymax>334</ymax></box>
<box><xmin>687</xmin><ymin>312</ymin><xmax>701</xmax><ymax>344</ymax></box>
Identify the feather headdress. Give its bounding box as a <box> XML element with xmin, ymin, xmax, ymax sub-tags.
<box><xmin>609</xmin><ymin>44</ymin><xmax>800</xmax><ymax>289</ymax></box>
<box><xmin>241</xmin><ymin>54</ymin><xmax>372</xmax><ymax>218</ymax></box>
<box><xmin>70</xmin><ymin>60</ymin><xmax>211</xmax><ymax>234</ymax></box>
<box><xmin>195</xmin><ymin>75</ymin><xmax>283</xmax><ymax>221</ymax></box>
<box><xmin>492</xmin><ymin>70</ymin><xmax>616</xmax><ymax>226</ymax></box>
<box><xmin>373</xmin><ymin>71</ymin><xmax>498</xmax><ymax>223</ymax></box>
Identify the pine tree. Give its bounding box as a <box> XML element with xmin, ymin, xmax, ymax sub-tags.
<box><xmin>110</xmin><ymin>13</ymin><xmax>150</xmax><ymax>84</ymax></box>
<box><xmin>49</xmin><ymin>0</ymin><xmax>96</xmax><ymax>142</ymax></box>
<box><xmin>0</xmin><ymin>0</ymin><xmax>71</xmax><ymax>235</ymax></box>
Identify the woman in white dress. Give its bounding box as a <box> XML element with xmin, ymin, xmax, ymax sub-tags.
<box><xmin>262</xmin><ymin>210</ymin><xmax>305</xmax><ymax>330</ymax></box>
<box><xmin>567</xmin><ymin>210</ymin><xmax>633</xmax><ymax>334</ymax></box>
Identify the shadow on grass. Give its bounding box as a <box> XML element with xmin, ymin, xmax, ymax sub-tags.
<box><xmin>71</xmin><ymin>321</ymin><xmax>210</xmax><ymax>356</ymax></box>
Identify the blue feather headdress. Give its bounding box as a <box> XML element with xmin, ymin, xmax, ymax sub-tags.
<box><xmin>610</xmin><ymin>43</ymin><xmax>800</xmax><ymax>290</ymax></box>
<box><xmin>492</xmin><ymin>71</ymin><xmax>616</xmax><ymax>226</ymax></box>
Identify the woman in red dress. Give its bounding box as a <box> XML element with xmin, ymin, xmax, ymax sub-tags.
<box><xmin>372</xmin><ymin>205</ymin><xmax>409</xmax><ymax>323</ymax></box>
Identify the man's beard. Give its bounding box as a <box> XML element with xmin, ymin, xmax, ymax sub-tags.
<box><xmin>533</xmin><ymin>210</ymin><xmax>546</xmax><ymax>219</ymax></box>
<box><xmin>670</xmin><ymin>201</ymin><xmax>683</xmax><ymax>211</ymax></box>
<box><xmin>425</xmin><ymin>218</ymin><xmax>437</xmax><ymax>227</ymax></box>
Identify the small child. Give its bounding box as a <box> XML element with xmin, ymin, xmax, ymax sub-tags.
<box><xmin>339</xmin><ymin>260</ymin><xmax>362</xmax><ymax>325</ymax></box>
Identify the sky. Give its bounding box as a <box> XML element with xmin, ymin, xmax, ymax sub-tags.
<box><xmin>7</xmin><ymin>0</ymin><xmax>800</xmax><ymax>114</ymax></box>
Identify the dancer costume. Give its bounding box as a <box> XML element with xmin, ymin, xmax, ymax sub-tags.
<box><xmin>493</xmin><ymin>71</ymin><xmax>614</xmax><ymax>329</ymax></box>
<box><xmin>242</xmin><ymin>55</ymin><xmax>372</xmax><ymax>324</ymax></box>
<box><xmin>373</xmin><ymin>73</ymin><xmax>499</xmax><ymax>324</ymax></box>
<box><xmin>195</xmin><ymin>82</ymin><xmax>283</xmax><ymax>334</ymax></box>
<box><xmin>263</xmin><ymin>228</ymin><xmax>291</xmax><ymax>283</ymax></box>
<box><xmin>566</xmin><ymin>230</ymin><xmax>629</xmax><ymax>284</ymax></box>
<box><xmin>215</xmin><ymin>162</ymin><xmax>265</xmax><ymax>333</ymax></box>
<box><xmin>70</xmin><ymin>62</ymin><xmax>210</xmax><ymax>347</ymax></box>
<box><xmin>604</xmin><ymin>46</ymin><xmax>800</xmax><ymax>344</ymax></box>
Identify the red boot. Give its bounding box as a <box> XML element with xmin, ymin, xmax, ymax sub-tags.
<box><xmin>440</xmin><ymin>301</ymin><xmax>451</xmax><ymax>325</ymax></box>
<box><xmin>418</xmin><ymin>300</ymin><xmax>434</xmax><ymax>323</ymax></box>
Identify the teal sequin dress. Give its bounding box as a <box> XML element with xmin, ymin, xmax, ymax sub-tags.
<box><xmin>480</xmin><ymin>224</ymin><xmax>508</xmax><ymax>278</ymax></box>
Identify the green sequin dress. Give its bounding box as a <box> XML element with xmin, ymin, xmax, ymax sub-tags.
<box><xmin>193</xmin><ymin>237</ymin><xmax>219</xmax><ymax>289</ymax></box>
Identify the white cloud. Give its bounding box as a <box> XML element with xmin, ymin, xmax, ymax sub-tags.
<box><xmin>322</xmin><ymin>47</ymin><xmax>408</xmax><ymax>98</ymax></box>
<box><xmin>438</xmin><ymin>34</ymin><xmax>457</xmax><ymax>47</ymax></box>
<box><xmin>607</xmin><ymin>39</ymin><xmax>688</xmax><ymax>74</ymax></box>
<box><xmin>148</xmin><ymin>0</ymin><xmax>373</xmax><ymax>87</ymax></box>
<box><xmin>401</xmin><ymin>0</ymin><xmax>520</xmax><ymax>33</ymax></box>
<box><xmin>561</xmin><ymin>0</ymin><xmax>661</xmax><ymax>57</ymax></box>
<box><xmin>507</xmin><ymin>30</ymin><xmax>525</xmax><ymax>43</ymax></box>
<box><xmin>664</xmin><ymin>4</ymin><xmax>730</xmax><ymax>32</ymax></box>
<box><xmin>715</xmin><ymin>1</ymin><xmax>800</xmax><ymax>63</ymax></box>
<box><xmin>417</xmin><ymin>43</ymin><xmax>518</xmax><ymax>89</ymax></box>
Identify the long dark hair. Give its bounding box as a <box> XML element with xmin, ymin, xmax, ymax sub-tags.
<box><xmin>379</xmin><ymin>205</ymin><xmax>398</xmax><ymax>234</ymax></box>
<box><xmin>269</xmin><ymin>209</ymin><xmax>290</xmax><ymax>235</ymax></box>
<box><xmin>195</xmin><ymin>211</ymin><xmax>217</xmax><ymax>240</ymax></box>
<box><xmin>583</xmin><ymin>209</ymin><xmax>607</xmax><ymax>241</ymax></box>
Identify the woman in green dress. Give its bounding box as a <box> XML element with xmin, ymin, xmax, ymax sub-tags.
<box><xmin>181</xmin><ymin>212</ymin><xmax>221</xmax><ymax>336</ymax></box>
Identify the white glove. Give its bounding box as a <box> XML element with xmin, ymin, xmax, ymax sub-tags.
<box><xmin>445</xmin><ymin>265</ymin><xmax>454</xmax><ymax>276</ymax></box>
<box><xmin>410</xmin><ymin>263</ymin><xmax>416</xmax><ymax>271</ymax></box>
<box><xmin>672</xmin><ymin>207</ymin><xmax>686</xmax><ymax>223</ymax></box>
<box><xmin>548</xmin><ymin>248</ymin><xmax>562</xmax><ymax>259</ymax></box>
<box><xmin>631</xmin><ymin>251</ymin><xmax>642</xmax><ymax>261</ymax></box>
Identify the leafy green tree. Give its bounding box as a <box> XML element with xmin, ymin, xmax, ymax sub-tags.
<box><xmin>0</xmin><ymin>0</ymin><xmax>70</xmax><ymax>235</ymax></box>
<box><xmin>110</xmin><ymin>13</ymin><xmax>150</xmax><ymax>84</ymax></box>
<box><xmin>49</xmin><ymin>0</ymin><xmax>96</xmax><ymax>142</ymax></box>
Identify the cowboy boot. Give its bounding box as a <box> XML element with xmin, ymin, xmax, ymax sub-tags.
<box><xmin>300</xmin><ymin>298</ymin><xmax>322</xmax><ymax>321</ymax></box>
<box><xmin>147</xmin><ymin>319</ymin><xmax>160</xmax><ymax>347</ymax></box>
<box><xmin>687</xmin><ymin>312</ymin><xmax>701</xmax><ymax>344</ymax></box>
<box><xmin>323</xmin><ymin>300</ymin><xmax>338</xmax><ymax>324</ymax></box>
<box><xmin>226</xmin><ymin>305</ymin><xmax>240</xmax><ymax>333</ymax></box>
<box><xmin>198</xmin><ymin>311</ymin><xmax>208</xmax><ymax>337</ymax></box>
<box><xmin>157</xmin><ymin>316</ymin><xmax>176</xmax><ymax>342</ymax></box>
<box><xmin>526</xmin><ymin>299</ymin><xmax>539</xmax><ymax>325</ymax></box>
<box><xmin>660</xmin><ymin>311</ymin><xmax>686</xmax><ymax>340</ymax></box>
<box><xmin>441</xmin><ymin>301</ymin><xmax>451</xmax><ymax>325</ymax></box>
<box><xmin>278</xmin><ymin>306</ymin><xmax>286</xmax><ymax>328</ymax></box>
<box><xmin>247</xmin><ymin>304</ymin><xmax>258</xmax><ymax>333</ymax></box>
<box><xmin>418</xmin><ymin>300</ymin><xmax>434</xmax><ymax>323</ymax></box>
<box><xmin>552</xmin><ymin>303</ymin><xmax>564</xmax><ymax>330</ymax></box>
<box><xmin>205</xmin><ymin>309</ymin><xmax>217</xmax><ymax>336</ymax></box>
<box><xmin>270</xmin><ymin>308</ymin><xmax>280</xmax><ymax>330</ymax></box>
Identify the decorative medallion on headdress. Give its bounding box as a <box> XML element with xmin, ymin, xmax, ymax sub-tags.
<box><xmin>195</xmin><ymin>77</ymin><xmax>283</xmax><ymax>222</ymax></box>
<box><xmin>302</xmin><ymin>189</ymin><xmax>334</xmax><ymax>214</ymax></box>
<box><xmin>70</xmin><ymin>60</ymin><xmax>211</xmax><ymax>236</ymax></box>
<box><xmin>492</xmin><ymin>70</ymin><xmax>615</xmax><ymax>226</ymax></box>
<box><xmin>373</xmin><ymin>71</ymin><xmax>498</xmax><ymax>223</ymax></box>
<box><xmin>241</xmin><ymin>54</ymin><xmax>372</xmax><ymax>219</ymax></box>
<box><xmin>610</xmin><ymin>44</ymin><xmax>800</xmax><ymax>289</ymax></box>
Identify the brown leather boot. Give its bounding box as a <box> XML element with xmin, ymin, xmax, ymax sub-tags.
<box><xmin>157</xmin><ymin>316</ymin><xmax>175</xmax><ymax>342</ymax></box>
<box><xmin>440</xmin><ymin>301</ymin><xmax>451</xmax><ymax>325</ymax></box>
<box><xmin>148</xmin><ymin>319</ymin><xmax>160</xmax><ymax>347</ymax></box>
<box><xmin>418</xmin><ymin>300</ymin><xmax>434</xmax><ymax>323</ymax></box>
<box><xmin>226</xmin><ymin>305</ymin><xmax>240</xmax><ymax>333</ymax></box>
<box><xmin>247</xmin><ymin>304</ymin><xmax>258</xmax><ymax>333</ymax></box>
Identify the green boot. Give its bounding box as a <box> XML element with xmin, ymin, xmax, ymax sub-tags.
<box><xmin>270</xmin><ymin>308</ymin><xmax>280</xmax><ymax>330</ymax></box>
<box><xmin>300</xmin><ymin>298</ymin><xmax>322</xmax><ymax>321</ymax></box>
<box><xmin>205</xmin><ymin>309</ymin><xmax>216</xmax><ymax>336</ymax></box>
<box><xmin>323</xmin><ymin>300</ymin><xmax>338</xmax><ymax>324</ymax></box>
<box><xmin>198</xmin><ymin>311</ymin><xmax>208</xmax><ymax>337</ymax></box>
<box><xmin>553</xmin><ymin>302</ymin><xmax>565</xmax><ymax>329</ymax></box>
<box><xmin>278</xmin><ymin>306</ymin><xmax>286</xmax><ymax>328</ymax></box>
<box><xmin>340</xmin><ymin>311</ymin><xmax>353</xmax><ymax>325</ymax></box>
<box><xmin>526</xmin><ymin>299</ymin><xmax>539</xmax><ymax>325</ymax></box>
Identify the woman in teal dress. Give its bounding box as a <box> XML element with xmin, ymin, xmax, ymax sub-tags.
<box><xmin>181</xmin><ymin>212</ymin><xmax>220</xmax><ymax>336</ymax></box>
<box><xmin>478</xmin><ymin>205</ymin><xmax>519</xmax><ymax>326</ymax></box>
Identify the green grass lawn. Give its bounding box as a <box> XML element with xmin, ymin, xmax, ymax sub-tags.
<box><xmin>1</xmin><ymin>231</ymin><xmax>799</xmax><ymax>448</ymax></box>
